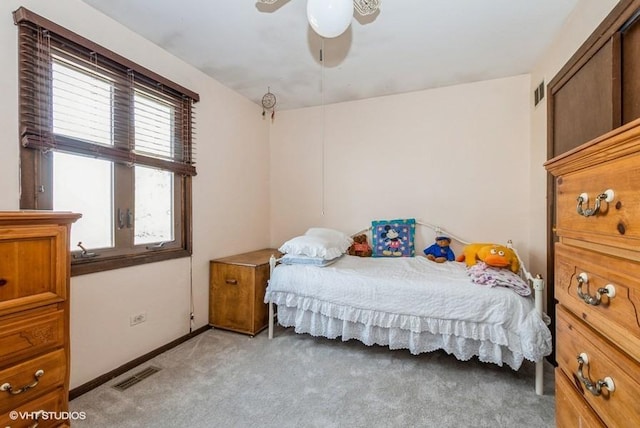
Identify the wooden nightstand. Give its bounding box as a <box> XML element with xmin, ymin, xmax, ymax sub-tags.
<box><xmin>209</xmin><ymin>249</ymin><xmax>279</xmax><ymax>336</ymax></box>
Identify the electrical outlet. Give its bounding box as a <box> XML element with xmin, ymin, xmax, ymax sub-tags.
<box><xmin>130</xmin><ymin>312</ymin><xmax>147</xmax><ymax>326</ymax></box>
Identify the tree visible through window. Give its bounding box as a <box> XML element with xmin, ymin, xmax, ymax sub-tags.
<box><xmin>14</xmin><ymin>7</ymin><xmax>199</xmax><ymax>275</ymax></box>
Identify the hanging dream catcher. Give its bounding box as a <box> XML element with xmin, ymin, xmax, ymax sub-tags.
<box><xmin>261</xmin><ymin>87</ymin><xmax>277</xmax><ymax>119</ymax></box>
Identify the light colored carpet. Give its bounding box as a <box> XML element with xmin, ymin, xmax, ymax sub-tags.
<box><xmin>70</xmin><ymin>326</ymin><xmax>555</xmax><ymax>427</ymax></box>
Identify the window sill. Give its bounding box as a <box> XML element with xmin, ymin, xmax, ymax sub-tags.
<box><xmin>71</xmin><ymin>248</ymin><xmax>192</xmax><ymax>276</ymax></box>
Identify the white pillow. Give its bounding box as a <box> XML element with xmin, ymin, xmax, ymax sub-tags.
<box><xmin>304</xmin><ymin>227</ymin><xmax>353</xmax><ymax>253</ymax></box>
<box><xmin>278</xmin><ymin>235</ymin><xmax>344</xmax><ymax>260</ymax></box>
<box><xmin>280</xmin><ymin>254</ymin><xmax>342</xmax><ymax>267</ymax></box>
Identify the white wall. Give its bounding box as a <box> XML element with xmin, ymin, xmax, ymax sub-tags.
<box><xmin>270</xmin><ymin>75</ymin><xmax>532</xmax><ymax>259</ymax></box>
<box><xmin>0</xmin><ymin>0</ymin><xmax>271</xmax><ymax>388</ymax></box>
<box><xmin>527</xmin><ymin>0</ymin><xmax>619</xmax><ymax>276</ymax></box>
<box><xmin>269</xmin><ymin>0</ymin><xmax>621</xmax><ymax>290</ymax></box>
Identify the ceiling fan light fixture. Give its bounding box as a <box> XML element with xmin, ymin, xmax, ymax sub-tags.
<box><xmin>353</xmin><ymin>0</ymin><xmax>380</xmax><ymax>16</ymax></box>
<box><xmin>259</xmin><ymin>0</ymin><xmax>380</xmax><ymax>17</ymax></box>
<box><xmin>307</xmin><ymin>0</ymin><xmax>354</xmax><ymax>38</ymax></box>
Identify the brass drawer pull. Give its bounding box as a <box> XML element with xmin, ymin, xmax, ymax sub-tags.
<box><xmin>6</xmin><ymin>409</ymin><xmax>45</xmax><ymax>428</ymax></box>
<box><xmin>25</xmin><ymin>409</ymin><xmax>44</xmax><ymax>428</ymax></box>
<box><xmin>0</xmin><ymin>369</ymin><xmax>44</xmax><ymax>395</ymax></box>
<box><xmin>576</xmin><ymin>353</ymin><xmax>615</xmax><ymax>396</ymax></box>
<box><xmin>576</xmin><ymin>272</ymin><xmax>616</xmax><ymax>305</ymax></box>
<box><xmin>225</xmin><ymin>279</ymin><xmax>238</xmax><ymax>285</ymax></box>
<box><xmin>576</xmin><ymin>189</ymin><xmax>614</xmax><ymax>217</ymax></box>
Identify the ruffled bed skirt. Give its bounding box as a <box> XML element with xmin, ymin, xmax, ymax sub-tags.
<box><xmin>270</xmin><ymin>292</ymin><xmax>552</xmax><ymax>371</ymax></box>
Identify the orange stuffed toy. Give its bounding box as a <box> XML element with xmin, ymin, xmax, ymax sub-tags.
<box><xmin>457</xmin><ymin>243</ymin><xmax>520</xmax><ymax>273</ymax></box>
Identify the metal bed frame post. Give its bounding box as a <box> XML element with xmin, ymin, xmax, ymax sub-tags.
<box><xmin>509</xmin><ymin>240</ymin><xmax>546</xmax><ymax>396</ymax></box>
<box><xmin>268</xmin><ymin>255</ymin><xmax>277</xmax><ymax>339</ymax></box>
<box><xmin>532</xmin><ymin>275</ymin><xmax>545</xmax><ymax>396</ymax></box>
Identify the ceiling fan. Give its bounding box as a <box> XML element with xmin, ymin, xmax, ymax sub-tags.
<box><xmin>259</xmin><ymin>0</ymin><xmax>380</xmax><ymax>16</ymax></box>
<box><xmin>258</xmin><ymin>0</ymin><xmax>381</xmax><ymax>38</ymax></box>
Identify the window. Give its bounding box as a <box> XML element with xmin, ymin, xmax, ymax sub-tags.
<box><xmin>14</xmin><ymin>7</ymin><xmax>199</xmax><ymax>275</ymax></box>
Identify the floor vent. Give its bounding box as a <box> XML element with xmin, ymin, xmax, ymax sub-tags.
<box><xmin>112</xmin><ymin>366</ymin><xmax>161</xmax><ymax>391</ymax></box>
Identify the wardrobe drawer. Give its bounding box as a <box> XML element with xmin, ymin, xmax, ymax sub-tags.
<box><xmin>554</xmin><ymin>150</ymin><xmax>640</xmax><ymax>252</ymax></box>
<box><xmin>556</xmin><ymin>306</ymin><xmax>640</xmax><ymax>427</ymax></box>
<box><xmin>0</xmin><ymin>225</ymin><xmax>68</xmax><ymax>316</ymax></box>
<box><xmin>555</xmin><ymin>368</ymin><xmax>605</xmax><ymax>428</ymax></box>
<box><xmin>0</xmin><ymin>349</ymin><xmax>66</xmax><ymax>413</ymax></box>
<box><xmin>0</xmin><ymin>388</ymin><xmax>65</xmax><ymax>428</ymax></box>
<box><xmin>554</xmin><ymin>244</ymin><xmax>640</xmax><ymax>362</ymax></box>
<box><xmin>0</xmin><ymin>309</ymin><xmax>65</xmax><ymax>366</ymax></box>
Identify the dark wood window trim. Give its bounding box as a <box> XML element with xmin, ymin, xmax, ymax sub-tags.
<box><xmin>12</xmin><ymin>7</ymin><xmax>199</xmax><ymax>101</ymax></box>
<box><xmin>14</xmin><ymin>7</ymin><xmax>199</xmax><ymax>276</ymax></box>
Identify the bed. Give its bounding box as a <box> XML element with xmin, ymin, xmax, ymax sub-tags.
<box><xmin>264</xmin><ymin>224</ymin><xmax>552</xmax><ymax>395</ymax></box>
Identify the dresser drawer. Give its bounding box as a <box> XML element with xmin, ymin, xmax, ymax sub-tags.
<box><xmin>555</xmin><ymin>368</ymin><xmax>605</xmax><ymax>428</ymax></box>
<box><xmin>0</xmin><ymin>349</ymin><xmax>66</xmax><ymax>413</ymax></box>
<box><xmin>0</xmin><ymin>225</ymin><xmax>68</xmax><ymax>316</ymax></box>
<box><xmin>555</xmin><ymin>243</ymin><xmax>640</xmax><ymax>362</ymax></box>
<box><xmin>554</xmin><ymin>150</ymin><xmax>640</xmax><ymax>253</ymax></box>
<box><xmin>0</xmin><ymin>388</ymin><xmax>66</xmax><ymax>428</ymax></box>
<box><xmin>556</xmin><ymin>306</ymin><xmax>640</xmax><ymax>427</ymax></box>
<box><xmin>0</xmin><ymin>309</ymin><xmax>65</xmax><ymax>366</ymax></box>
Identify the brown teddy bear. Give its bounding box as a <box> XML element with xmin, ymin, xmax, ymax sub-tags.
<box><xmin>348</xmin><ymin>234</ymin><xmax>372</xmax><ymax>257</ymax></box>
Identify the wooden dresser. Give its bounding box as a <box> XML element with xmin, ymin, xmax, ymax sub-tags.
<box><xmin>0</xmin><ymin>211</ymin><xmax>80</xmax><ymax>428</ymax></box>
<box><xmin>209</xmin><ymin>249</ymin><xmax>279</xmax><ymax>336</ymax></box>
<box><xmin>545</xmin><ymin>119</ymin><xmax>640</xmax><ymax>427</ymax></box>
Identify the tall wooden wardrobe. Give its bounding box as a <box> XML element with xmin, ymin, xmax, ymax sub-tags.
<box><xmin>0</xmin><ymin>211</ymin><xmax>80</xmax><ymax>427</ymax></box>
<box><xmin>546</xmin><ymin>0</ymin><xmax>640</xmax><ymax>426</ymax></box>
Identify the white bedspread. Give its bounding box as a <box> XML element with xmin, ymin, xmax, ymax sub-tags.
<box><xmin>265</xmin><ymin>255</ymin><xmax>552</xmax><ymax>369</ymax></box>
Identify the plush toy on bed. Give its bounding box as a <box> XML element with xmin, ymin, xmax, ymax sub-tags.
<box><xmin>457</xmin><ymin>243</ymin><xmax>520</xmax><ymax>273</ymax></box>
<box><xmin>423</xmin><ymin>236</ymin><xmax>455</xmax><ymax>263</ymax></box>
<box><xmin>347</xmin><ymin>234</ymin><xmax>372</xmax><ymax>257</ymax></box>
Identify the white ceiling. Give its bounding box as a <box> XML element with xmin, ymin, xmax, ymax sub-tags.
<box><xmin>79</xmin><ymin>0</ymin><xmax>580</xmax><ymax>110</ymax></box>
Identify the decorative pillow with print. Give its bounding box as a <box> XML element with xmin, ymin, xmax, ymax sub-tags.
<box><xmin>371</xmin><ymin>218</ymin><xmax>416</xmax><ymax>257</ymax></box>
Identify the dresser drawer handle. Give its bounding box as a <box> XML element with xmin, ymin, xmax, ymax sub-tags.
<box><xmin>21</xmin><ymin>409</ymin><xmax>44</xmax><ymax>428</ymax></box>
<box><xmin>225</xmin><ymin>279</ymin><xmax>238</xmax><ymax>285</ymax></box>
<box><xmin>576</xmin><ymin>353</ymin><xmax>615</xmax><ymax>396</ymax></box>
<box><xmin>576</xmin><ymin>273</ymin><xmax>616</xmax><ymax>305</ymax></box>
<box><xmin>0</xmin><ymin>278</ymin><xmax>7</xmax><ymax>286</ymax></box>
<box><xmin>576</xmin><ymin>189</ymin><xmax>614</xmax><ymax>217</ymax></box>
<box><xmin>1</xmin><ymin>369</ymin><xmax>44</xmax><ymax>395</ymax></box>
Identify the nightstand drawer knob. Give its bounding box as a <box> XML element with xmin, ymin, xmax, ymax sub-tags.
<box><xmin>1</xmin><ymin>369</ymin><xmax>45</xmax><ymax>395</ymax></box>
<box><xmin>0</xmin><ymin>278</ymin><xmax>7</xmax><ymax>286</ymax></box>
<box><xmin>576</xmin><ymin>353</ymin><xmax>615</xmax><ymax>396</ymax></box>
<box><xmin>225</xmin><ymin>279</ymin><xmax>238</xmax><ymax>285</ymax></box>
<box><xmin>576</xmin><ymin>272</ymin><xmax>616</xmax><ymax>305</ymax></box>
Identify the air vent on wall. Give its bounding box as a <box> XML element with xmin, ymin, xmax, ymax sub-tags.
<box><xmin>534</xmin><ymin>81</ymin><xmax>545</xmax><ymax>107</ymax></box>
<box><xmin>112</xmin><ymin>366</ymin><xmax>161</xmax><ymax>391</ymax></box>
